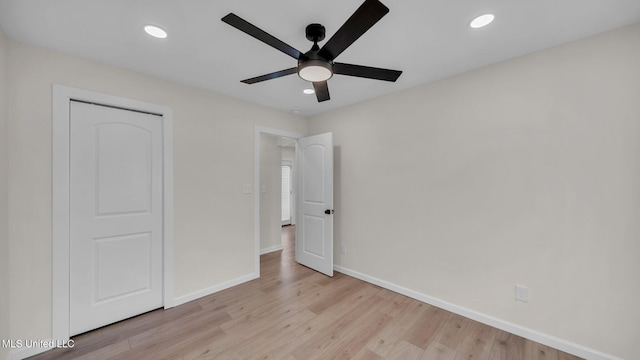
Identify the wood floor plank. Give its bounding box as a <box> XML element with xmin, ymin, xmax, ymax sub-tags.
<box><xmin>72</xmin><ymin>339</ymin><xmax>131</xmax><ymax>360</ymax></box>
<box><xmin>489</xmin><ymin>329</ymin><xmax>526</xmax><ymax>360</ymax></box>
<box><xmin>291</xmin><ymin>295</ymin><xmax>387</xmax><ymax>359</ymax></box>
<box><xmin>214</xmin><ymin>326</ymin><xmax>298</xmax><ymax>360</ymax></box>
<box><xmin>316</xmin><ymin>282</ymin><xmax>383</xmax><ymax>321</ymax></box>
<box><xmin>305</xmin><ymin>275</ymin><xmax>369</xmax><ymax>315</ymax></box>
<box><xmin>219</xmin><ymin>289</ymin><xmax>322</xmax><ymax>340</ymax></box>
<box><xmin>366</xmin><ymin>300</ymin><xmax>426</xmax><ymax>357</ymax></box>
<box><xmin>108</xmin><ymin>325</ymin><xmax>225</xmax><ymax>360</ymax></box>
<box><xmin>244</xmin><ymin>331</ymin><xmax>305</xmax><ymax>360</ymax></box>
<box><xmin>353</xmin><ymin>348</ymin><xmax>386</xmax><ymax>360</ymax></box>
<box><xmin>101</xmin><ymin>301</ymin><xmax>204</xmax><ymax>339</ymax></box>
<box><xmin>386</xmin><ymin>340</ymin><xmax>424</xmax><ymax>360</ymax></box>
<box><xmin>28</xmin><ymin>226</ymin><xmax>585</xmax><ymax>360</ymax></box>
<box><xmin>181</xmin><ymin>332</ymin><xmax>237</xmax><ymax>360</ymax></box>
<box><xmin>421</xmin><ymin>341</ymin><xmax>457</xmax><ymax>360</ymax></box>
<box><xmin>127</xmin><ymin>308</ymin><xmax>230</xmax><ymax>349</ymax></box>
<box><xmin>559</xmin><ymin>352</ymin><xmax>584</xmax><ymax>360</ymax></box>
<box><xmin>403</xmin><ymin>303</ymin><xmax>450</xmax><ymax>349</ymax></box>
<box><xmin>525</xmin><ymin>342</ymin><xmax>560</xmax><ymax>360</ymax></box>
<box><xmin>452</xmin><ymin>321</ymin><xmax>497</xmax><ymax>360</ymax></box>
<box><xmin>330</xmin><ymin>311</ymin><xmax>393</xmax><ymax>360</ymax></box>
<box><xmin>432</xmin><ymin>313</ymin><xmax>472</xmax><ymax>350</ymax></box>
<box><xmin>198</xmin><ymin>284</ymin><xmax>266</xmax><ymax>314</ymax></box>
<box><xmin>376</xmin><ymin>290</ymin><xmax>415</xmax><ymax>318</ymax></box>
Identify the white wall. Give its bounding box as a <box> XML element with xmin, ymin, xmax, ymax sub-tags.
<box><xmin>0</xmin><ymin>26</ymin><xmax>11</xmax><ymax>360</ymax></box>
<box><xmin>308</xmin><ymin>23</ymin><xmax>640</xmax><ymax>360</ymax></box>
<box><xmin>4</xmin><ymin>40</ymin><xmax>307</xmax><ymax>351</ymax></box>
<box><xmin>260</xmin><ymin>134</ymin><xmax>283</xmax><ymax>253</ymax></box>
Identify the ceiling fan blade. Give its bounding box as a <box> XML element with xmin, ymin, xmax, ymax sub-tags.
<box><xmin>241</xmin><ymin>68</ymin><xmax>298</xmax><ymax>84</ymax></box>
<box><xmin>313</xmin><ymin>81</ymin><xmax>330</xmax><ymax>102</ymax></box>
<box><xmin>333</xmin><ymin>63</ymin><xmax>402</xmax><ymax>82</ymax></box>
<box><xmin>317</xmin><ymin>0</ymin><xmax>389</xmax><ymax>61</ymax></box>
<box><xmin>222</xmin><ymin>13</ymin><xmax>303</xmax><ymax>60</ymax></box>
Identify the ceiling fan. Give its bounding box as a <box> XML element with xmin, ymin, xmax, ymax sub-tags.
<box><xmin>221</xmin><ymin>0</ymin><xmax>402</xmax><ymax>102</ymax></box>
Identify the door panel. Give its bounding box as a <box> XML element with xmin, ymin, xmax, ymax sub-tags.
<box><xmin>94</xmin><ymin>232</ymin><xmax>152</xmax><ymax>302</ymax></box>
<box><xmin>70</xmin><ymin>101</ymin><xmax>163</xmax><ymax>336</ymax></box>
<box><xmin>95</xmin><ymin>124</ymin><xmax>153</xmax><ymax>216</ymax></box>
<box><xmin>302</xmin><ymin>215</ymin><xmax>325</xmax><ymax>257</ymax></box>
<box><xmin>301</xmin><ymin>145</ymin><xmax>325</xmax><ymax>203</ymax></box>
<box><xmin>296</xmin><ymin>133</ymin><xmax>333</xmax><ymax>277</ymax></box>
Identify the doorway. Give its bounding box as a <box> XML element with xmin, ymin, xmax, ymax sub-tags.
<box><xmin>254</xmin><ymin>127</ymin><xmax>334</xmax><ymax>278</ymax></box>
<box><xmin>258</xmin><ymin>132</ymin><xmax>298</xmax><ymax>255</ymax></box>
<box><xmin>254</xmin><ymin>127</ymin><xmax>303</xmax><ymax>275</ymax></box>
<box><xmin>52</xmin><ymin>85</ymin><xmax>175</xmax><ymax>342</ymax></box>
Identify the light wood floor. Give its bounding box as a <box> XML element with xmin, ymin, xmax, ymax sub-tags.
<box><xmin>29</xmin><ymin>226</ymin><xmax>583</xmax><ymax>360</ymax></box>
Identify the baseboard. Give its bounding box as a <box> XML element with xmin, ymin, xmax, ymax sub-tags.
<box><xmin>6</xmin><ymin>339</ymin><xmax>71</xmax><ymax>360</ymax></box>
<box><xmin>333</xmin><ymin>265</ymin><xmax>622</xmax><ymax>360</ymax></box>
<box><xmin>172</xmin><ymin>272</ymin><xmax>259</xmax><ymax>307</ymax></box>
<box><xmin>260</xmin><ymin>244</ymin><xmax>284</xmax><ymax>255</ymax></box>
<box><xmin>8</xmin><ymin>346</ymin><xmax>47</xmax><ymax>360</ymax></box>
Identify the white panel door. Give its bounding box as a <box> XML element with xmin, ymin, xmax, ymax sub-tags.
<box><xmin>296</xmin><ymin>133</ymin><xmax>333</xmax><ymax>277</ymax></box>
<box><xmin>69</xmin><ymin>101</ymin><xmax>163</xmax><ymax>335</ymax></box>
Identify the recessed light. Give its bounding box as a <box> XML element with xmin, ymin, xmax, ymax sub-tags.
<box><xmin>303</xmin><ymin>89</ymin><xmax>315</xmax><ymax>95</ymax></box>
<box><xmin>144</xmin><ymin>25</ymin><xmax>168</xmax><ymax>39</ymax></box>
<box><xmin>469</xmin><ymin>14</ymin><xmax>495</xmax><ymax>29</ymax></box>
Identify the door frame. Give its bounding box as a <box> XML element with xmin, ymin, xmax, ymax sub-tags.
<box><xmin>253</xmin><ymin>126</ymin><xmax>303</xmax><ymax>276</ymax></box>
<box><xmin>52</xmin><ymin>84</ymin><xmax>174</xmax><ymax>342</ymax></box>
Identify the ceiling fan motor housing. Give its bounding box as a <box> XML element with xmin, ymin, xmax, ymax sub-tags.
<box><xmin>305</xmin><ymin>23</ymin><xmax>326</xmax><ymax>43</ymax></box>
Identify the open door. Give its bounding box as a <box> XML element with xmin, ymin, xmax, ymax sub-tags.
<box><xmin>296</xmin><ymin>133</ymin><xmax>334</xmax><ymax>277</ymax></box>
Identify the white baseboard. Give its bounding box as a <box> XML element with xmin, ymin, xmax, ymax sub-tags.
<box><xmin>6</xmin><ymin>339</ymin><xmax>70</xmax><ymax>360</ymax></box>
<box><xmin>333</xmin><ymin>265</ymin><xmax>622</xmax><ymax>360</ymax></box>
<box><xmin>260</xmin><ymin>245</ymin><xmax>284</xmax><ymax>255</ymax></box>
<box><xmin>8</xmin><ymin>346</ymin><xmax>47</xmax><ymax>360</ymax></box>
<box><xmin>172</xmin><ymin>272</ymin><xmax>259</xmax><ymax>307</ymax></box>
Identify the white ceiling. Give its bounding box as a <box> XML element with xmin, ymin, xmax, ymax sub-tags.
<box><xmin>1</xmin><ymin>0</ymin><xmax>639</xmax><ymax>116</ymax></box>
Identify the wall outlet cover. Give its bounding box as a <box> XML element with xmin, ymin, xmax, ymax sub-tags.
<box><xmin>515</xmin><ymin>285</ymin><xmax>529</xmax><ymax>302</ymax></box>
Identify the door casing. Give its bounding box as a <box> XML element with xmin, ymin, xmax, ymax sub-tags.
<box><xmin>52</xmin><ymin>84</ymin><xmax>174</xmax><ymax>342</ymax></box>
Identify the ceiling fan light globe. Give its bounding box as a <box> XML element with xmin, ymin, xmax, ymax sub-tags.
<box><xmin>298</xmin><ymin>60</ymin><xmax>333</xmax><ymax>82</ymax></box>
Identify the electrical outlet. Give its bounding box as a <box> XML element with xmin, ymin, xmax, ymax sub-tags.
<box><xmin>515</xmin><ymin>285</ymin><xmax>529</xmax><ymax>302</ymax></box>
<box><xmin>341</xmin><ymin>244</ymin><xmax>347</xmax><ymax>254</ymax></box>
